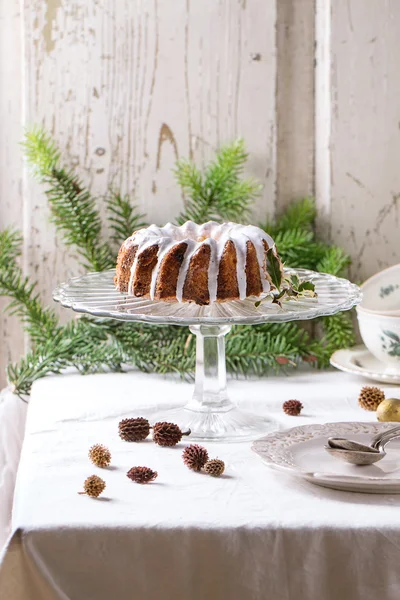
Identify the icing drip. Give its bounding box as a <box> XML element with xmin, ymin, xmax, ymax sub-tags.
<box><xmin>126</xmin><ymin>221</ymin><xmax>277</xmax><ymax>302</ymax></box>
<box><xmin>207</xmin><ymin>238</ymin><xmax>219</xmax><ymax>303</ymax></box>
<box><xmin>175</xmin><ymin>239</ymin><xmax>198</xmax><ymax>302</ymax></box>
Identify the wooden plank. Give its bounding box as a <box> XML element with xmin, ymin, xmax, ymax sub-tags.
<box><xmin>317</xmin><ymin>0</ymin><xmax>400</xmax><ymax>280</ymax></box>
<box><xmin>0</xmin><ymin>0</ymin><xmax>24</xmax><ymax>390</ymax></box>
<box><xmin>21</xmin><ymin>0</ymin><xmax>278</xmax><ymax>318</ymax></box>
<box><xmin>276</xmin><ymin>0</ymin><xmax>315</xmax><ymax>211</ymax></box>
<box><xmin>0</xmin><ymin>0</ymin><xmax>317</xmax><ymax>391</ymax></box>
<box><xmin>315</xmin><ymin>0</ymin><xmax>331</xmax><ymax>242</ymax></box>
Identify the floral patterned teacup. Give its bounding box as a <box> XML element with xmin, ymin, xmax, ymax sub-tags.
<box><xmin>357</xmin><ymin>309</ymin><xmax>400</xmax><ymax>374</ymax></box>
<box><xmin>360</xmin><ymin>264</ymin><xmax>400</xmax><ymax>315</ymax></box>
<box><xmin>357</xmin><ymin>264</ymin><xmax>400</xmax><ymax>373</ymax></box>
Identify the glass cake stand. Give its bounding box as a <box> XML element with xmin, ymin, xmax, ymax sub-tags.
<box><xmin>53</xmin><ymin>268</ymin><xmax>361</xmax><ymax>442</ymax></box>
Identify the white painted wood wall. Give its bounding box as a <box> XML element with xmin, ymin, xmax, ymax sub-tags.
<box><xmin>0</xmin><ymin>0</ymin><xmax>399</xmax><ymax>389</ymax></box>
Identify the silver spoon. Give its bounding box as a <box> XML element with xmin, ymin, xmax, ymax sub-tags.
<box><xmin>327</xmin><ymin>438</ymin><xmax>380</xmax><ymax>453</ymax></box>
<box><xmin>325</xmin><ymin>427</ymin><xmax>400</xmax><ymax>466</ymax></box>
<box><xmin>327</xmin><ymin>424</ymin><xmax>400</xmax><ymax>453</ymax></box>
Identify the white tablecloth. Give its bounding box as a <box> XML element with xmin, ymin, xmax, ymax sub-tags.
<box><xmin>1</xmin><ymin>370</ymin><xmax>400</xmax><ymax>600</ymax></box>
<box><xmin>0</xmin><ymin>389</ymin><xmax>27</xmax><ymax>552</ymax></box>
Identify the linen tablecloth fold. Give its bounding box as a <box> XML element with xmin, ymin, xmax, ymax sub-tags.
<box><xmin>0</xmin><ymin>388</ymin><xmax>27</xmax><ymax>552</ymax></box>
<box><xmin>2</xmin><ymin>523</ymin><xmax>399</xmax><ymax>600</ymax></box>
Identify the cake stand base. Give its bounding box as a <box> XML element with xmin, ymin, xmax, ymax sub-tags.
<box><xmin>147</xmin><ymin>404</ymin><xmax>277</xmax><ymax>443</ymax></box>
<box><xmin>144</xmin><ymin>323</ymin><xmax>278</xmax><ymax>442</ymax></box>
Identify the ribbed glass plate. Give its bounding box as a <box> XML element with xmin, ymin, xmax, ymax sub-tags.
<box><xmin>53</xmin><ymin>268</ymin><xmax>361</xmax><ymax>325</ymax></box>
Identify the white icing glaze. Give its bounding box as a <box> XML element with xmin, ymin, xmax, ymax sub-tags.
<box><xmin>125</xmin><ymin>221</ymin><xmax>278</xmax><ymax>302</ymax></box>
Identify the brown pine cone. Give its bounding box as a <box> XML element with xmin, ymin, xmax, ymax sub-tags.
<box><xmin>182</xmin><ymin>444</ymin><xmax>209</xmax><ymax>471</ymax></box>
<box><xmin>152</xmin><ymin>422</ymin><xmax>191</xmax><ymax>447</ymax></box>
<box><xmin>283</xmin><ymin>399</ymin><xmax>303</xmax><ymax>416</ymax></box>
<box><xmin>79</xmin><ymin>475</ymin><xmax>106</xmax><ymax>498</ymax></box>
<box><xmin>88</xmin><ymin>444</ymin><xmax>111</xmax><ymax>468</ymax></box>
<box><xmin>358</xmin><ymin>386</ymin><xmax>385</xmax><ymax>411</ymax></box>
<box><xmin>203</xmin><ymin>459</ymin><xmax>225</xmax><ymax>477</ymax></box>
<box><xmin>127</xmin><ymin>466</ymin><xmax>158</xmax><ymax>484</ymax></box>
<box><xmin>119</xmin><ymin>417</ymin><xmax>150</xmax><ymax>442</ymax></box>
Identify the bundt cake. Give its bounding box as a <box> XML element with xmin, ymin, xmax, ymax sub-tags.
<box><xmin>115</xmin><ymin>221</ymin><xmax>282</xmax><ymax>305</ymax></box>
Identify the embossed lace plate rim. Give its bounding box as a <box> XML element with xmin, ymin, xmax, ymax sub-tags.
<box><xmin>252</xmin><ymin>421</ymin><xmax>400</xmax><ymax>493</ymax></box>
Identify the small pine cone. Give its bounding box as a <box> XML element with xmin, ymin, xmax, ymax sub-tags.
<box><xmin>127</xmin><ymin>466</ymin><xmax>158</xmax><ymax>484</ymax></box>
<box><xmin>119</xmin><ymin>417</ymin><xmax>150</xmax><ymax>442</ymax></box>
<box><xmin>358</xmin><ymin>386</ymin><xmax>385</xmax><ymax>411</ymax></box>
<box><xmin>203</xmin><ymin>459</ymin><xmax>225</xmax><ymax>477</ymax></box>
<box><xmin>182</xmin><ymin>444</ymin><xmax>209</xmax><ymax>471</ymax></box>
<box><xmin>283</xmin><ymin>399</ymin><xmax>303</xmax><ymax>416</ymax></box>
<box><xmin>79</xmin><ymin>475</ymin><xmax>106</xmax><ymax>498</ymax></box>
<box><xmin>88</xmin><ymin>444</ymin><xmax>111</xmax><ymax>468</ymax></box>
<box><xmin>152</xmin><ymin>422</ymin><xmax>191</xmax><ymax>447</ymax></box>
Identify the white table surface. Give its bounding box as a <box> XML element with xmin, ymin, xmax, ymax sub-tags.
<box><xmin>1</xmin><ymin>369</ymin><xmax>400</xmax><ymax>600</ymax></box>
<box><xmin>0</xmin><ymin>389</ymin><xmax>27</xmax><ymax>551</ymax></box>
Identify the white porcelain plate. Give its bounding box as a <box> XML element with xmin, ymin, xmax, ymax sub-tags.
<box><xmin>330</xmin><ymin>345</ymin><xmax>400</xmax><ymax>384</ymax></box>
<box><xmin>252</xmin><ymin>421</ymin><xmax>400</xmax><ymax>493</ymax></box>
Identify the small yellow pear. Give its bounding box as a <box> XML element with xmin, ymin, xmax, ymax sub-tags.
<box><xmin>376</xmin><ymin>398</ymin><xmax>400</xmax><ymax>422</ymax></box>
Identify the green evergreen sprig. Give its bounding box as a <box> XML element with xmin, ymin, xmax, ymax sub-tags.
<box><xmin>23</xmin><ymin>128</ymin><xmax>114</xmax><ymax>271</ymax></box>
<box><xmin>0</xmin><ymin>229</ymin><xmax>58</xmax><ymax>344</ymax></box>
<box><xmin>6</xmin><ymin>318</ymin><xmax>124</xmax><ymax>397</ymax></box>
<box><xmin>265</xmin><ymin>197</ymin><xmax>317</xmax><ymax>234</ymax></box>
<box><xmin>176</xmin><ymin>138</ymin><xmax>261</xmax><ymax>224</ymax></box>
<box><xmin>317</xmin><ymin>247</ymin><xmax>351</xmax><ymax>277</ymax></box>
<box><xmin>106</xmin><ymin>191</ymin><xmax>147</xmax><ymax>249</ymax></box>
<box><xmin>1</xmin><ymin>131</ymin><xmax>356</xmax><ymax>396</ymax></box>
<box><xmin>0</xmin><ymin>229</ymin><xmax>23</xmax><ymax>264</ymax></box>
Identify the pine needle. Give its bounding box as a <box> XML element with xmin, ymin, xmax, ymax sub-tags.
<box><xmin>106</xmin><ymin>191</ymin><xmax>147</xmax><ymax>249</ymax></box>
<box><xmin>317</xmin><ymin>246</ymin><xmax>351</xmax><ymax>276</ymax></box>
<box><xmin>264</xmin><ymin>197</ymin><xmax>317</xmax><ymax>235</ymax></box>
<box><xmin>0</xmin><ymin>229</ymin><xmax>23</xmax><ymax>263</ymax></box>
<box><xmin>23</xmin><ymin>128</ymin><xmax>114</xmax><ymax>271</ymax></box>
<box><xmin>0</xmin><ymin>229</ymin><xmax>58</xmax><ymax>344</ymax></box>
<box><xmin>176</xmin><ymin>138</ymin><xmax>261</xmax><ymax>224</ymax></box>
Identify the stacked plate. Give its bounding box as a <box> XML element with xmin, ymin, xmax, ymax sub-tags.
<box><xmin>252</xmin><ymin>421</ymin><xmax>400</xmax><ymax>494</ymax></box>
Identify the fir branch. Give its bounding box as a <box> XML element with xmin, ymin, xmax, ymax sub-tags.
<box><xmin>7</xmin><ymin>318</ymin><xmax>123</xmax><ymax>396</ymax></box>
<box><xmin>174</xmin><ymin>162</ymin><xmax>204</xmax><ymax>223</ymax></box>
<box><xmin>306</xmin><ymin>312</ymin><xmax>356</xmax><ymax>369</ymax></box>
<box><xmin>264</xmin><ymin>197</ymin><xmax>316</xmax><ymax>236</ymax></box>
<box><xmin>23</xmin><ymin>128</ymin><xmax>114</xmax><ymax>271</ymax></box>
<box><xmin>23</xmin><ymin>126</ymin><xmax>61</xmax><ymax>178</ymax></box>
<box><xmin>262</xmin><ymin>197</ymin><xmax>351</xmax><ymax>275</ymax></box>
<box><xmin>176</xmin><ymin>139</ymin><xmax>261</xmax><ymax>224</ymax></box>
<box><xmin>320</xmin><ymin>312</ymin><xmax>356</xmax><ymax>350</ymax></box>
<box><xmin>5</xmin><ymin>306</ymin><xmax>357</xmax><ymax>396</ymax></box>
<box><xmin>109</xmin><ymin>322</ymin><xmax>195</xmax><ymax>377</ymax></box>
<box><xmin>0</xmin><ymin>229</ymin><xmax>58</xmax><ymax>344</ymax></box>
<box><xmin>273</xmin><ymin>229</ymin><xmax>326</xmax><ymax>269</ymax></box>
<box><xmin>204</xmin><ymin>139</ymin><xmax>260</xmax><ymax>221</ymax></box>
<box><xmin>0</xmin><ymin>228</ymin><xmax>23</xmax><ymax>265</ymax></box>
<box><xmin>0</xmin><ymin>269</ymin><xmax>59</xmax><ymax>344</ymax></box>
<box><xmin>7</xmin><ymin>347</ymin><xmax>65</xmax><ymax>398</ymax></box>
<box><xmin>7</xmin><ymin>316</ymin><xmax>330</xmax><ymax>395</ymax></box>
<box><xmin>316</xmin><ymin>246</ymin><xmax>351</xmax><ymax>277</ymax></box>
<box><xmin>106</xmin><ymin>191</ymin><xmax>147</xmax><ymax>248</ymax></box>
<box><xmin>226</xmin><ymin>323</ymin><xmax>311</xmax><ymax>376</ymax></box>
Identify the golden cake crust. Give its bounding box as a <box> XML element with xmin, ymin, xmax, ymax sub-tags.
<box><xmin>115</xmin><ymin>221</ymin><xmax>281</xmax><ymax>305</ymax></box>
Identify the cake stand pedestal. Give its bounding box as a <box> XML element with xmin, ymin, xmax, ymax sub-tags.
<box><xmin>162</xmin><ymin>323</ymin><xmax>272</xmax><ymax>441</ymax></box>
<box><xmin>53</xmin><ymin>268</ymin><xmax>361</xmax><ymax>442</ymax></box>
